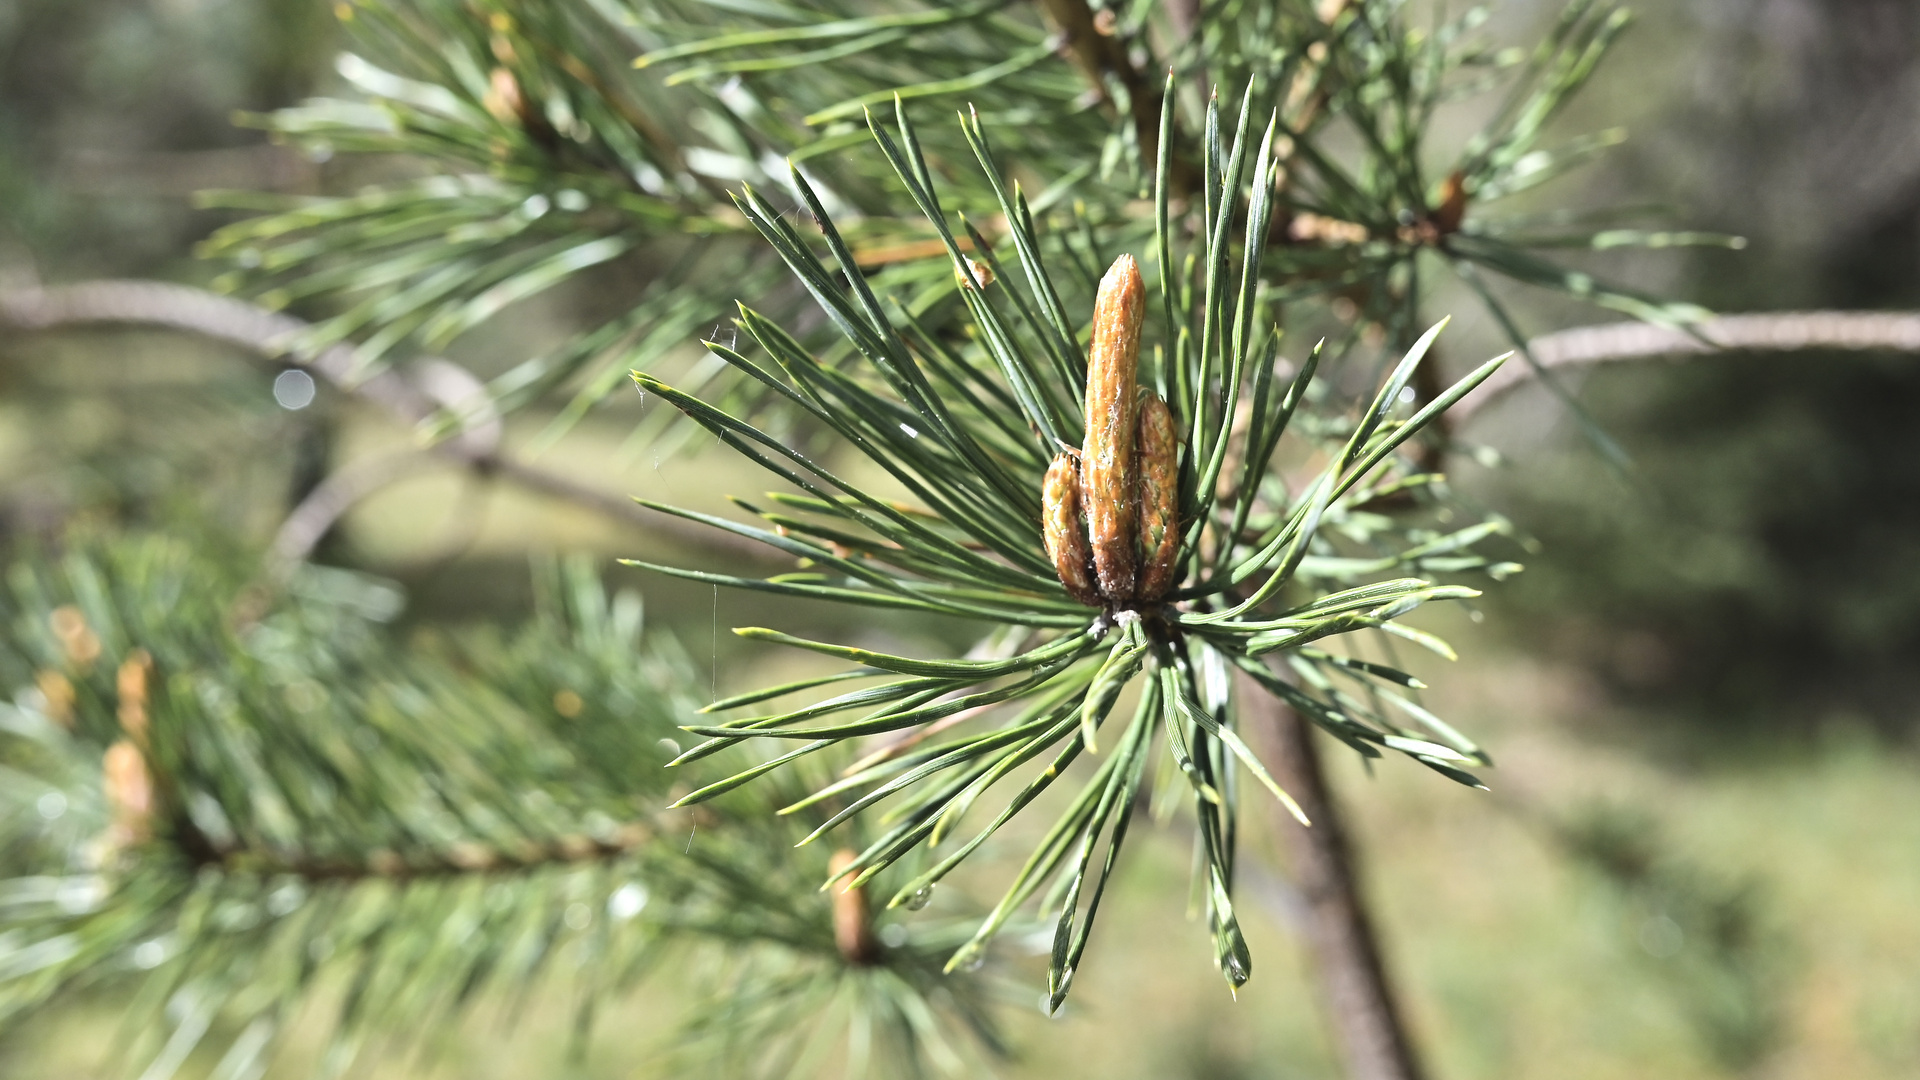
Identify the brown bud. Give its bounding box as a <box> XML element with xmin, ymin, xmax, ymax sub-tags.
<box><xmin>1043</xmin><ymin>453</ymin><xmax>1100</xmax><ymax>606</ymax></box>
<box><xmin>1083</xmin><ymin>254</ymin><xmax>1146</xmax><ymax>602</ymax></box>
<box><xmin>1431</xmin><ymin>169</ymin><xmax>1468</xmax><ymax>236</ymax></box>
<box><xmin>955</xmin><ymin>255</ymin><xmax>993</xmax><ymax>290</ymax></box>
<box><xmin>103</xmin><ymin>739</ymin><xmax>154</xmax><ymax>846</ymax></box>
<box><xmin>829</xmin><ymin>849</ymin><xmax>882</xmax><ymax>965</ymax></box>
<box><xmin>484</xmin><ymin>67</ymin><xmax>526</xmax><ymax>127</ymax></box>
<box><xmin>50</xmin><ymin>605</ymin><xmax>100</xmax><ymax>667</ymax></box>
<box><xmin>1134</xmin><ymin>392</ymin><xmax>1181</xmax><ymax>602</ymax></box>
<box><xmin>35</xmin><ymin>670</ymin><xmax>74</xmax><ymax>727</ymax></box>
<box><xmin>117</xmin><ymin>649</ymin><xmax>151</xmax><ymax>743</ymax></box>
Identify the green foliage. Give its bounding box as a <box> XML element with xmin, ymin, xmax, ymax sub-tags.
<box><xmin>0</xmin><ymin>0</ymin><xmax>337</xmax><ymax>278</ymax></box>
<box><xmin>0</xmin><ymin>537</ymin><xmax>1006</xmax><ymax>1078</ymax></box>
<box><xmin>201</xmin><ymin>0</ymin><xmax>1720</xmax><ymax>455</ymax></box>
<box><xmin>13</xmin><ymin>0</ymin><xmax>1734</xmax><ymax>1068</ymax></box>
<box><xmin>1553</xmin><ymin>802</ymin><xmax>1786</xmax><ymax>1070</ymax></box>
<box><xmin>1483</xmin><ymin>350</ymin><xmax>1920</xmax><ymax>737</ymax></box>
<box><xmin>632</xmin><ymin>90</ymin><xmax>1519</xmax><ymax>1006</ymax></box>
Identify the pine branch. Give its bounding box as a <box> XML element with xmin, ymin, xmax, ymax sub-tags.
<box><xmin>1163</xmin><ymin>0</ymin><xmax>1203</xmax><ymax>42</ymax></box>
<box><xmin>268</xmin><ymin>450</ymin><xmax>443</xmax><ymax>570</ymax></box>
<box><xmin>0</xmin><ymin>541</ymin><xmax>1008</xmax><ymax>1079</ymax></box>
<box><xmin>1451</xmin><ymin>309</ymin><xmax>1920</xmax><ymax>423</ymax></box>
<box><xmin>1241</xmin><ymin>677</ymin><xmax>1428</xmax><ymax>1080</ymax></box>
<box><xmin>629</xmin><ymin>92</ymin><xmax>1517</xmax><ymax>1008</ymax></box>
<box><xmin>0</xmin><ymin>281</ymin><xmax>776</xmax><ymax>564</ymax></box>
<box><xmin>186</xmin><ymin>0</ymin><xmax>1714</xmax><ymax>470</ymax></box>
<box><xmin>30</xmin><ymin>0</ymin><xmax>1735</xmax><ymax>1064</ymax></box>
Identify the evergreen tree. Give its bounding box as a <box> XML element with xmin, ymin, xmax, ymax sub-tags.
<box><xmin>0</xmin><ymin>2</ymin><xmax>1726</xmax><ymax>1077</ymax></box>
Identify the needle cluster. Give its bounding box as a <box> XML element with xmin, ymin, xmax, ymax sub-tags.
<box><xmin>633</xmin><ymin>88</ymin><xmax>1519</xmax><ymax>1006</ymax></box>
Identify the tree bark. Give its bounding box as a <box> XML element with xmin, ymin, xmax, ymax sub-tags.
<box><xmin>1240</xmin><ymin>675</ymin><xmax>1428</xmax><ymax>1080</ymax></box>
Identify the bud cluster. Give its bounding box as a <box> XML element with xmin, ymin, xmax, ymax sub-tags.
<box><xmin>1042</xmin><ymin>254</ymin><xmax>1181</xmax><ymax>609</ymax></box>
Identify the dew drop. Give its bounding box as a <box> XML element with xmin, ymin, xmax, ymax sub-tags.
<box><xmin>607</xmin><ymin>883</ymin><xmax>649</xmax><ymax>921</ymax></box>
<box><xmin>1224</xmin><ymin>954</ymin><xmax>1250</xmax><ymax>984</ymax></box>
<box><xmin>905</xmin><ymin>884</ymin><xmax>935</xmax><ymax>911</ymax></box>
<box><xmin>133</xmin><ymin>940</ymin><xmax>167</xmax><ymax>970</ymax></box>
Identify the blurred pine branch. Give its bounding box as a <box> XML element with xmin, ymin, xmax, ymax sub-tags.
<box><xmin>196</xmin><ymin>0</ymin><xmax>1720</xmax><ymax>455</ymax></box>
<box><xmin>0</xmin><ymin>538</ymin><xmax>1008</xmax><ymax>1078</ymax></box>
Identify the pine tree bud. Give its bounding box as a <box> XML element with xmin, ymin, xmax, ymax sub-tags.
<box><xmin>484</xmin><ymin>67</ymin><xmax>526</xmax><ymax>127</ymax></box>
<box><xmin>954</xmin><ymin>255</ymin><xmax>993</xmax><ymax>290</ymax></box>
<box><xmin>117</xmin><ymin>649</ymin><xmax>151</xmax><ymax>743</ymax></box>
<box><xmin>35</xmin><ymin>670</ymin><xmax>74</xmax><ymax>727</ymax></box>
<box><xmin>1083</xmin><ymin>253</ymin><xmax>1146</xmax><ymax>602</ymax></box>
<box><xmin>1043</xmin><ymin>453</ymin><xmax>1100</xmax><ymax>606</ymax></box>
<box><xmin>1432</xmin><ymin>169</ymin><xmax>1468</xmax><ymax>236</ymax></box>
<box><xmin>50</xmin><ymin>605</ymin><xmax>101</xmax><ymax>667</ymax></box>
<box><xmin>103</xmin><ymin>739</ymin><xmax>154</xmax><ymax>847</ymax></box>
<box><xmin>1134</xmin><ymin>391</ymin><xmax>1181</xmax><ymax>602</ymax></box>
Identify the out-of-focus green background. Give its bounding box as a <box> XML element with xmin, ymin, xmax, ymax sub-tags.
<box><xmin>4</xmin><ymin>1</ymin><xmax>1920</xmax><ymax>1077</ymax></box>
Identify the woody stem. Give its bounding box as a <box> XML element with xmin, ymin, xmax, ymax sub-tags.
<box><xmin>1240</xmin><ymin>672</ymin><xmax>1429</xmax><ymax>1080</ymax></box>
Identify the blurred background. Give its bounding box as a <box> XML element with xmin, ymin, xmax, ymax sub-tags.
<box><xmin>2</xmin><ymin>0</ymin><xmax>1918</xmax><ymax>1077</ymax></box>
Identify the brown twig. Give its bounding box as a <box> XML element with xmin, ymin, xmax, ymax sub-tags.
<box><xmin>1034</xmin><ymin>0</ymin><xmax>1198</xmax><ymax>196</ymax></box>
<box><xmin>1450</xmin><ymin>310</ymin><xmax>1920</xmax><ymax>426</ymax></box>
<box><xmin>267</xmin><ymin>450</ymin><xmax>446</xmax><ymax>573</ymax></box>
<box><xmin>0</xmin><ymin>280</ymin><xmax>776</xmax><ymax>564</ymax></box>
<box><xmin>1240</xmin><ymin>671</ymin><xmax>1429</xmax><ymax>1080</ymax></box>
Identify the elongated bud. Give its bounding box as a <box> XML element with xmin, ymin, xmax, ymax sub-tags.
<box><xmin>1134</xmin><ymin>392</ymin><xmax>1181</xmax><ymax>601</ymax></box>
<box><xmin>483</xmin><ymin>67</ymin><xmax>525</xmax><ymax>126</ymax></box>
<box><xmin>1043</xmin><ymin>453</ymin><xmax>1100</xmax><ymax>606</ymax></box>
<box><xmin>50</xmin><ymin>605</ymin><xmax>101</xmax><ymax>667</ymax></box>
<box><xmin>103</xmin><ymin>739</ymin><xmax>154</xmax><ymax>847</ymax></box>
<box><xmin>829</xmin><ymin>849</ymin><xmax>882</xmax><ymax>965</ymax></box>
<box><xmin>117</xmin><ymin>649</ymin><xmax>152</xmax><ymax>743</ymax></box>
<box><xmin>1432</xmin><ymin>169</ymin><xmax>1468</xmax><ymax>236</ymax></box>
<box><xmin>35</xmin><ymin>670</ymin><xmax>74</xmax><ymax>727</ymax></box>
<box><xmin>1083</xmin><ymin>254</ymin><xmax>1146</xmax><ymax>601</ymax></box>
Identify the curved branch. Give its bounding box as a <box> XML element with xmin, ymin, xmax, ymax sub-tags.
<box><xmin>0</xmin><ymin>280</ymin><xmax>776</xmax><ymax>563</ymax></box>
<box><xmin>0</xmin><ymin>280</ymin><xmax>438</xmax><ymax>421</ymax></box>
<box><xmin>268</xmin><ymin>451</ymin><xmax>446</xmax><ymax>573</ymax></box>
<box><xmin>1455</xmin><ymin>310</ymin><xmax>1920</xmax><ymax>425</ymax></box>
